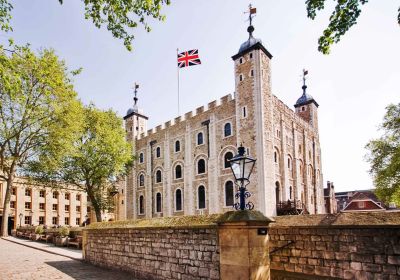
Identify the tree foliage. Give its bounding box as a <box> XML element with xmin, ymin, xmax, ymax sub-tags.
<box><xmin>0</xmin><ymin>0</ymin><xmax>170</xmax><ymax>51</ymax></box>
<box><xmin>366</xmin><ymin>103</ymin><xmax>400</xmax><ymax>205</ymax></box>
<box><xmin>29</xmin><ymin>105</ymin><xmax>133</xmax><ymax>222</ymax></box>
<box><xmin>0</xmin><ymin>45</ymin><xmax>82</xmax><ymax>236</ymax></box>
<box><xmin>306</xmin><ymin>0</ymin><xmax>400</xmax><ymax>54</ymax></box>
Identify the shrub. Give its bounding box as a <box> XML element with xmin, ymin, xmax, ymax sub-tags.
<box><xmin>58</xmin><ymin>226</ymin><xmax>70</xmax><ymax>237</ymax></box>
<box><xmin>35</xmin><ymin>225</ymin><xmax>44</xmax><ymax>235</ymax></box>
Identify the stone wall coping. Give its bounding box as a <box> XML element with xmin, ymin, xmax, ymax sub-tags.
<box><xmin>83</xmin><ymin>224</ymin><xmax>218</xmax><ymax>231</ymax></box>
<box><xmin>217</xmin><ymin>210</ymin><xmax>275</xmax><ymax>224</ymax></box>
<box><xmin>269</xmin><ymin>224</ymin><xmax>400</xmax><ymax>229</ymax></box>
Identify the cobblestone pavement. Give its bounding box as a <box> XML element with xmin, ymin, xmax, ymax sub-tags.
<box><xmin>0</xmin><ymin>239</ymin><xmax>135</xmax><ymax>280</ymax></box>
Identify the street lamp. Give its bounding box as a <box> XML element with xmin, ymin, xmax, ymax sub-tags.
<box><xmin>18</xmin><ymin>213</ymin><xmax>23</xmax><ymax>227</ymax></box>
<box><xmin>229</xmin><ymin>145</ymin><xmax>256</xmax><ymax>211</ymax></box>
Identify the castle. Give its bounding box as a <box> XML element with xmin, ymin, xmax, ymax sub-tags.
<box><xmin>122</xmin><ymin>16</ymin><xmax>324</xmax><ymax>220</ymax></box>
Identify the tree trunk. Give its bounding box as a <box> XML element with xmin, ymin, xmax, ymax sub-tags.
<box><xmin>1</xmin><ymin>174</ymin><xmax>14</xmax><ymax>237</ymax></box>
<box><xmin>94</xmin><ymin>207</ymin><xmax>102</xmax><ymax>222</ymax></box>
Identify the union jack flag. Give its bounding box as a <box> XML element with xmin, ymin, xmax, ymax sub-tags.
<box><xmin>177</xmin><ymin>49</ymin><xmax>201</xmax><ymax>68</ymax></box>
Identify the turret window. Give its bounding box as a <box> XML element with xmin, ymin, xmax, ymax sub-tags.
<box><xmin>224</xmin><ymin>123</ymin><xmax>232</xmax><ymax>137</ymax></box>
<box><xmin>175</xmin><ymin>189</ymin><xmax>183</xmax><ymax>211</ymax></box>
<box><xmin>175</xmin><ymin>165</ymin><xmax>182</xmax><ymax>179</ymax></box>
<box><xmin>139</xmin><ymin>152</ymin><xmax>144</xmax><ymax>163</ymax></box>
<box><xmin>225</xmin><ymin>181</ymin><xmax>234</xmax><ymax>207</ymax></box>
<box><xmin>156</xmin><ymin>193</ymin><xmax>162</xmax><ymax>213</ymax></box>
<box><xmin>139</xmin><ymin>195</ymin><xmax>144</xmax><ymax>215</ymax></box>
<box><xmin>198</xmin><ymin>185</ymin><xmax>206</xmax><ymax>209</ymax></box>
<box><xmin>139</xmin><ymin>174</ymin><xmax>145</xmax><ymax>187</ymax></box>
<box><xmin>175</xmin><ymin>140</ymin><xmax>180</xmax><ymax>152</ymax></box>
<box><xmin>224</xmin><ymin>152</ymin><xmax>233</xmax><ymax>169</ymax></box>
<box><xmin>197</xmin><ymin>159</ymin><xmax>206</xmax><ymax>174</ymax></box>
<box><xmin>155</xmin><ymin>170</ymin><xmax>162</xmax><ymax>183</ymax></box>
<box><xmin>197</xmin><ymin>132</ymin><xmax>204</xmax><ymax>145</ymax></box>
<box><xmin>249</xmin><ymin>52</ymin><xmax>253</xmax><ymax>59</ymax></box>
<box><xmin>156</xmin><ymin>147</ymin><xmax>161</xmax><ymax>158</ymax></box>
<box><xmin>239</xmin><ymin>74</ymin><xmax>243</xmax><ymax>82</ymax></box>
<box><xmin>239</xmin><ymin>58</ymin><xmax>243</xmax><ymax>64</ymax></box>
<box><xmin>250</xmin><ymin>69</ymin><xmax>254</xmax><ymax>77</ymax></box>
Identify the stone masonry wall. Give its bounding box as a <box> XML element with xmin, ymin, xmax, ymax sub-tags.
<box><xmin>83</xmin><ymin>226</ymin><xmax>220</xmax><ymax>280</ymax></box>
<box><xmin>269</xmin><ymin>225</ymin><xmax>400</xmax><ymax>279</ymax></box>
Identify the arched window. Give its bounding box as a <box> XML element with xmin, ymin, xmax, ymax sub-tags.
<box><xmin>224</xmin><ymin>152</ymin><xmax>233</xmax><ymax>169</ymax></box>
<box><xmin>197</xmin><ymin>132</ymin><xmax>203</xmax><ymax>145</ymax></box>
<box><xmin>155</xmin><ymin>170</ymin><xmax>162</xmax><ymax>183</ymax></box>
<box><xmin>156</xmin><ymin>193</ymin><xmax>162</xmax><ymax>213</ymax></box>
<box><xmin>139</xmin><ymin>174</ymin><xmax>145</xmax><ymax>187</ymax></box>
<box><xmin>275</xmin><ymin>182</ymin><xmax>280</xmax><ymax>205</ymax></box>
<box><xmin>197</xmin><ymin>159</ymin><xmax>206</xmax><ymax>174</ymax></box>
<box><xmin>274</xmin><ymin>151</ymin><xmax>277</xmax><ymax>163</ymax></box>
<box><xmin>156</xmin><ymin>147</ymin><xmax>161</xmax><ymax>158</ymax></box>
<box><xmin>287</xmin><ymin>157</ymin><xmax>291</xmax><ymax>169</ymax></box>
<box><xmin>139</xmin><ymin>153</ymin><xmax>144</xmax><ymax>163</ymax></box>
<box><xmin>224</xmin><ymin>123</ymin><xmax>232</xmax><ymax>137</ymax></box>
<box><xmin>175</xmin><ymin>189</ymin><xmax>182</xmax><ymax>211</ymax></box>
<box><xmin>225</xmin><ymin>181</ymin><xmax>234</xmax><ymax>207</ymax></box>
<box><xmin>198</xmin><ymin>185</ymin><xmax>206</xmax><ymax>209</ymax></box>
<box><xmin>139</xmin><ymin>195</ymin><xmax>144</xmax><ymax>214</ymax></box>
<box><xmin>289</xmin><ymin>186</ymin><xmax>293</xmax><ymax>200</ymax></box>
<box><xmin>175</xmin><ymin>140</ymin><xmax>180</xmax><ymax>152</ymax></box>
<box><xmin>175</xmin><ymin>165</ymin><xmax>182</xmax><ymax>179</ymax></box>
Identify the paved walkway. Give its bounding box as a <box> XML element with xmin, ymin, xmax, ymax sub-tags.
<box><xmin>0</xmin><ymin>238</ymin><xmax>134</xmax><ymax>279</ymax></box>
<box><xmin>2</xmin><ymin>236</ymin><xmax>82</xmax><ymax>260</ymax></box>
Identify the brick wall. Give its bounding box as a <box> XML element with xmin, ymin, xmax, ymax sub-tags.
<box><xmin>269</xmin><ymin>225</ymin><xmax>400</xmax><ymax>279</ymax></box>
<box><xmin>83</xmin><ymin>226</ymin><xmax>220</xmax><ymax>280</ymax></box>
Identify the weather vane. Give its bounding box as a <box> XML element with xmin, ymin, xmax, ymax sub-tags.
<box><xmin>133</xmin><ymin>82</ymin><xmax>139</xmax><ymax>109</ymax></box>
<box><xmin>302</xmin><ymin>69</ymin><xmax>308</xmax><ymax>87</ymax></box>
<box><xmin>244</xmin><ymin>4</ymin><xmax>257</xmax><ymax>37</ymax></box>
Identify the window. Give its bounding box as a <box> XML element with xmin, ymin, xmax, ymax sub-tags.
<box><xmin>10</xmin><ymin>201</ymin><xmax>15</xmax><ymax>208</ymax></box>
<box><xmin>24</xmin><ymin>216</ymin><xmax>32</xmax><ymax>225</ymax></box>
<box><xmin>289</xmin><ymin>186</ymin><xmax>293</xmax><ymax>200</ymax></box>
<box><xmin>156</xmin><ymin>147</ymin><xmax>161</xmax><ymax>158</ymax></box>
<box><xmin>39</xmin><ymin>190</ymin><xmax>45</xmax><ymax>197</ymax></box>
<box><xmin>139</xmin><ymin>195</ymin><xmax>144</xmax><ymax>214</ymax></box>
<box><xmin>242</xmin><ymin>107</ymin><xmax>247</xmax><ymax>118</ymax></box>
<box><xmin>275</xmin><ymin>182</ymin><xmax>280</xmax><ymax>204</ymax></box>
<box><xmin>197</xmin><ymin>132</ymin><xmax>204</xmax><ymax>145</ymax></box>
<box><xmin>175</xmin><ymin>140</ymin><xmax>180</xmax><ymax>152</ymax></box>
<box><xmin>250</xmin><ymin>69</ymin><xmax>254</xmax><ymax>77</ymax></box>
<box><xmin>65</xmin><ymin>193</ymin><xmax>70</xmax><ymax>200</ymax></box>
<box><xmin>224</xmin><ymin>123</ymin><xmax>232</xmax><ymax>137</ymax></box>
<box><xmin>87</xmin><ymin>206</ymin><xmax>91</xmax><ymax>213</ymax></box>
<box><xmin>197</xmin><ymin>159</ymin><xmax>206</xmax><ymax>174</ymax></box>
<box><xmin>287</xmin><ymin>157</ymin><xmax>291</xmax><ymax>169</ymax></box>
<box><xmin>52</xmin><ymin>217</ymin><xmax>58</xmax><ymax>225</ymax></box>
<box><xmin>65</xmin><ymin>217</ymin><xmax>70</xmax><ymax>225</ymax></box>
<box><xmin>121</xmin><ymin>200</ymin><xmax>124</xmax><ymax>205</ymax></box>
<box><xmin>76</xmin><ymin>206</ymin><xmax>81</xmax><ymax>212</ymax></box>
<box><xmin>175</xmin><ymin>189</ymin><xmax>182</xmax><ymax>211</ymax></box>
<box><xmin>139</xmin><ymin>174</ymin><xmax>145</xmax><ymax>187</ymax></box>
<box><xmin>175</xmin><ymin>165</ymin><xmax>182</xmax><ymax>179</ymax></box>
<box><xmin>156</xmin><ymin>170</ymin><xmax>162</xmax><ymax>183</ymax></box>
<box><xmin>358</xmin><ymin>201</ymin><xmax>366</xmax><ymax>209</ymax></box>
<box><xmin>156</xmin><ymin>193</ymin><xmax>162</xmax><ymax>213</ymax></box>
<box><xmin>52</xmin><ymin>204</ymin><xmax>58</xmax><ymax>211</ymax></box>
<box><xmin>239</xmin><ymin>58</ymin><xmax>243</xmax><ymax>64</ymax></box>
<box><xmin>11</xmin><ymin>188</ymin><xmax>16</xmax><ymax>195</ymax></box>
<box><xmin>65</xmin><ymin>205</ymin><xmax>70</xmax><ymax>212</ymax></box>
<box><xmin>302</xmin><ymin>106</ymin><xmax>305</xmax><ymax>112</ymax></box>
<box><xmin>274</xmin><ymin>151</ymin><xmax>278</xmax><ymax>163</ymax></box>
<box><xmin>53</xmin><ymin>192</ymin><xmax>58</xmax><ymax>199</ymax></box>
<box><xmin>224</xmin><ymin>152</ymin><xmax>233</xmax><ymax>169</ymax></box>
<box><xmin>76</xmin><ymin>194</ymin><xmax>81</xmax><ymax>201</ymax></box>
<box><xmin>239</xmin><ymin>74</ymin><xmax>243</xmax><ymax>82</ymax></box>
<box><xmin>198</xmin><ymin>185</ymin><xmax>206</xmax><ymax>209</ymax></box>
<box><xmin>39</xmin><ymin>203</ymin><xmax>45</xmax><ymax>210</ymax></box>
<box><xmin>225</xmin><ymin>181</ymin><xmax>234</xmax><ymax>207</ymax></box>
<box><xmin>249</xmin><ymin>53</ymin><xmax>253</xmax><ymax>59</ymax></box>
<box><xmin>39</xmin><ymin>216</ymin><xmax>44</xmax><ymax>225</ymax></box>
<box><xmin>139</xmin><ymin>152</ymin><xmax>144</xmax><ymax>163</ymax></box>
<box><xmin>76</xmin><ymin>218</ymin><xmax>81</xmax><ymax>226</ymax></box>
<box><xmin>25</xmin><ymin>188</ymin><xmax>31</xmax><ymax>196</ymax></box>
<box><xmin>25</xmin><ymin>202</ymin><xmax>31</xmax><ymax>209</ymax></box>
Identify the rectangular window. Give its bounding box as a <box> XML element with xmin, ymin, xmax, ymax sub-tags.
<box><xmin>24</xmin><ymin>216</ymin><xmax>31</xmax><ymax>225</ymax></box>
<box><xmin>10</xmin><ymin>201</ymin><xmax>15</xmax><ymax>208</ymax></box>
<box><xmin>358</xmin><ymin>201</ymin><xmax>366</xmax><ymax>209</ymax></box>
<box><xmin>76</xmin><ymin>194</ymin><xmax>81</xmax><ymax>201</ymax></box>
<box><xmin>52</xmin><ymin>204</ymin><xmax>58</xmax><ymax>211</ymax></box>
<box><xmin>52</xmin><ymin>192</ymin><xmax>58</xmax><ymax>199</ymax></box>
<box><xmin>242</xmin><ymin>106</ymin><xmax>247</xmax><ymax>118</ymax></box>
<box><xmin>52</xmin><ymin>217</ymin><xmax>57</xmax><ymax>225</ymax></box>
<box><xmin>25</xmin><ymin>202</ymin><xmax>31</xmax><ymax>209</ymax></box>
<box><xmin>76</xmin><ymin>206</ymin><xmax>81</xmax><ymax>212</ymax></box>
<box><xmin>65</xmin><ymin>205</ymin><xmax>70</xmax><ymax>212</ymax></box>
<box><xmin>87</xmin><ymin>206</ymin><xmax>91</xmax><ymax>213</ymax></box>
<box><xmin>39</xmin><ymin>203</ymin><xmax>45</xmax><ymax>210</ymax></box>
<box><xmin>39</xmin><ymin>216</ymin><xmax>44</xmax><ymax>225</ymax></box>
<box><xmin>39</xmin><ymin>190</ymin><xmax>45</xmax><ymax>198</ymax></box>
<box><xmin>11</xmin><ymin>188</ymin><xmax>16</xmax><ymax>195</ymax></box>
<box><xmin>65</xmin><ymin>193</ymin><xmax>70</xmax><ymax>200</ymax></box>
<box><xmin>25</xmin><ymin>189</ymin><xmax>31</xmax><ymax>196</ymax></box>
<box><xmin>65</xmin><ymin>217</ymin><xmax>69</xmax><ymax>225</ymax></box>
<box><xmin>76</xmin><ymin>218</ymin><xmax>81</xmax><ymax>226</ymax></box>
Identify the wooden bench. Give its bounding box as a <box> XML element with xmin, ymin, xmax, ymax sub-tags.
<box><xmin>39</xmin><ymin>234</ymin><xmax>54</xmax><ymax>243</ymax></box>
<box><xmin>67</xmin><ymin>236</ymin><xmax>82</xmax><ymax>249</ymax></box>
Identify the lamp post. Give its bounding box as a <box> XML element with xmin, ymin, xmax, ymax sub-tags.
<box><xmin>18</xmin><ymin>213</ymin><xmax>23</xmax><ymax>227</ymax></box>
<box><xmin>229</xmin><ymin>145</ymin><xmax>256</xmax><ymax>211</ymax></box>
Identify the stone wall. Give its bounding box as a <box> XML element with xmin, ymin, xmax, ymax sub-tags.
<box><xmin>269</xmin><ymin>225</ymin><xmax>400</xmax><ymax>279</ymax></box>
<box><xmin>83</xmin><ymin>226</ymin><xmax>220</xmax><ymax>280</ymax></box>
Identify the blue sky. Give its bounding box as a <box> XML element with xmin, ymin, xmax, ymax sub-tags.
<box><xmin>3</xmin><ymin>0</ymin><xmax>399</xmax><ymax>192</ymax></box>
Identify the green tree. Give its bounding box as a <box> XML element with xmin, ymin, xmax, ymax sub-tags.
<box><xmin>29</xmin><ymin>105</ymin><xmax>133</xmax><ymax>222</ymax></box>
<box><xmin>0</xmin><ymin>0</ymin><xmax>170</xmax><ymax>51</ymax></box>
<box><xmin>366</xmin><ymin>103</ymin><xmax>400</xmax><ymax>205</ymax></box>
<box><xmin>0</xmin><ymin>45</ymin><xmax>82</xmax><ymax>237</ymax></box>
<box><xmin>306</xmin><ymin>0</ymin><xmax>400</xmax><ymax>54</ymax></box>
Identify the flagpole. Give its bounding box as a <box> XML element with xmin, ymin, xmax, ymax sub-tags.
<box><xmin>177</xmin><ymin>48</ymin><xmax>180</xmax><ymax>115</ymax></box>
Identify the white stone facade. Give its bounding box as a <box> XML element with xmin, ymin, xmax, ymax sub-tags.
<box><xmin>123</xmin><ymin>34</ymin><xmax>324</xmax><ymax>219</ymax></box>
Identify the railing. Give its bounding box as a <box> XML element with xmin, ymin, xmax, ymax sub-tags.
<box><xmin>276</xmin><ymin>200</ymin><xmax>307</xmax><ymax>215</ymax></box>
